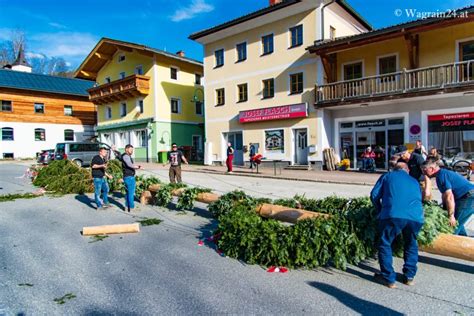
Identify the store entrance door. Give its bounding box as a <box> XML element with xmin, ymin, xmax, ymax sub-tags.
<box><xmin>294</xmin><ymin>129</ymin><xmax>308</xmax><ymax>165</ymax></box>
<box><xmin>356</xmin><ymin>130</ymin><xmax>386</xmax><ymax>169</ymax></box>
<box><xmin>224</xmin><ymin>132</ymin><xmax>244</xmax><ymax>166</ymax></box>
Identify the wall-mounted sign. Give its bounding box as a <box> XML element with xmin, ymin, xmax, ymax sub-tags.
<box><xmin>355</xmin><ymin>120</ymin><xmax>385</xmax><ymax>128</ymax></box>
<box><xmin>428</xmin><ymin>112</ymin><xmax>474</xmax><ymax>132</ymax></box>
<box><xmin>410</xmin><ymin>124</ymin><xmax>421</xmax><ymax>135</ymax></box>
<box><xmin>239</xmin><ymin>103</ymin><xmax>308</xmax><ymax>123</ymax></box>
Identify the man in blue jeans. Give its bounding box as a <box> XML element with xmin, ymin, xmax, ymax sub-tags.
<box><xmin>422</xmin><ymin>157</ymin><xmax>474</xmax><ymax>236</ymax></box>
<box><xmin>121</xmin><ymin>144</ymin><xmax>142</xmax><ymax>212</ymax></box>
<box><xmin>370</xmin><ymin>162</ymin><xmax>424</xmax><ymax>288</ymax></box>
<box><xmin>91</xmin><ymin>147</ymin><xmax>113</xmax><ymax>209</ymax></box>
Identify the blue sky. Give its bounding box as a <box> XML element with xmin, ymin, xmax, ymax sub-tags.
<box><xmin>0</xmin><ymin>0</ymin><xmax>472</xmax><ymax>70</ymax></box>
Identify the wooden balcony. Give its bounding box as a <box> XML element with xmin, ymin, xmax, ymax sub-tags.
<box><xmin>315</xmin><ymin>60</ymin><xmax>474</xmax><ymax>107</ymax></box>
<box><xmin>88</xmin><ymin>74</ymin><xmax>150</xmax><ymax>105</ymax></box>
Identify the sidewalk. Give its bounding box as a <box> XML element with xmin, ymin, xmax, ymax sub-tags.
<box><xmin>139</xmin><ymin>162</ymin><xmax>383</xmax><ymax>186</ymax></box>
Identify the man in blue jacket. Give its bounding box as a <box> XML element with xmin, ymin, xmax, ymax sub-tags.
<box><xmin>370</xmin><ymin>162</ymin><xmax>424</xmax><ymax>288</ymax></box>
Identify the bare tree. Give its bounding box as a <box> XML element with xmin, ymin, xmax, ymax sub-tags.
<box><xmin>0</xmin><ymin>29</ymin><xmax>26</xmax><ymax>66</ymax></box>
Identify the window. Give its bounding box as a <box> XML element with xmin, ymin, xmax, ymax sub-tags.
<box><xmin>120</xmin><ymin>102</ymin><xmax>127</xmax><ymax>117</ymax></box>
<box><xmin>106</xmin><ymin>106</ymin><xmax>112</xmax><ymax>120</ymax></box>
<box><xmin>215</xmin><ymin>49</ymin><xmax>224</xmax><ymax>68</ymax></box>
<box><xmin>135</xmin><ymin>130</ymin><xmax>147</xmax><ymax>147</ymax></box>
<box><xmin>170</xmin><ymin>67</ymin><xmax>178</xmax><ymax>80</ymax></box>
<box><xmin>35</xmin><ymin>128</ymin><xmax>46</xmax><ymax>141</ymax></box>
<box><xmin>262</xmin><ymin>79</ymin><xmax>274</xmax><ymax>99</ymax></box>
<box><xmin>118</xmin><ymin>54</ymin><xmax>125</xmax><ymax>62</ymax></box>
<box><xmin>460</xmin><ymin>40</ymin><xmax>474</xmax><ymax>80</ymax></box>
<box><xmin>136</xmin><ymin>99</ymin><xmax>144</xmax><ymax>114</ymax></box>
<box><xmin>290</xmin><ymin>73</ymin><xmax>303</xmax><ymax>94</ymax></box>
<box><xmin>1</xmin><ymin>100</ymin><xmax>12</xmax><ymax>112</ymax></box>
<box><xmin>34</xmin><ymin>103</ymin><xmax>44</xmax><ymax>114</ymax></box>
<box><xmin>216</xmin><ymin>88</ymin><xmax>225</xmax><ymax>106</ymax></box>
<box><xmin>236</xmin><ymin>42</ymin><xmax>247</xmax><ymax>62</ymax></box>
<box><xmin>105</xmin><ymin>77</ymin><xmax>111</xmax><ymax>84</ymax></box>
<box><xmin>64</xmin><ymin>129</ymin><xmax>74</xmax><ymax>141</ymax></box>
<box><xmin>379</xmin><ymin>55</ymin><xmax>397</xmax><ymax>75</ymax></box>
<box><xmin>289</xmin><ymin>25</ymin><xmax>303</xmax><ymax>48</ymax></box>
<box><xmin>195</xmin><ymin>73</ymin><xmax>202</xmax><ymax>85</ymax></box>
<box><xmin>64</xmin><ymin>105</ymin><xmax>73</xmax><ymax>116</ymax></box>
<box><xmin>238</xmin><ymin>83</ymin><xmax>248</xmax><ymax>102</ymax></box>
<box><xmin>329</xmin><ymin>26</ymin><xmax>336</xmax><ymax>40</ymax></box>
<box><xmin>262</xmin><ymin>34</ymin><xmax>274</xmax><ymax>55</ymax></box>
<box><xmin>119</xmin><ymin>72</ymin><xmax>126</xmax><ymax>80</ymax></box>
<box><xmin>135</xmin><ymin>65</ymin><xmax>143</xmax><ymax>75</ymax></box>
<box><xmin>171</xmin><ymin>98</ymin><xmax>181</xmax><ymax>114</ymax></box>
<box><xmin>343</xmin><ymin>62</ymin><xmax>363</xmax><ymax>81</ymax></box>
<box><xmin>1</xmin><ymin>127</ymin><xmax>13</xmax><ymax>141</ymax></box>
<box><xmin>265</xmin><ymin>129</ymin><xmax>284</xmax><ymax>153</ymax></box>
<box><xmin>192</xmin><ymin>135</ymin><xmax>203</xmax><ymax>152</ymax></box>
<box><xmin>195</xmin><ymin>101</ymin><xmax>203</xmax><ymax>115</ymax></box>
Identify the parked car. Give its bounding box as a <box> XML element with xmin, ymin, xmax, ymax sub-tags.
<box><xmin>36</xmin><ymin>149</ymin><xmax>55</xmax><ymax>164</ymax></box>
<box><xmin>54</xmin><ymin>142</ymin><xmax>112</xmax><ymax>167</ymax></box>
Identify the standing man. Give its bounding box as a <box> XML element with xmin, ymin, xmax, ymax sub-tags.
<box><xmin>370</xmin><ymin>162</ymin><xmax>424</xmax><ymax>288</ymax></box>
<box><xmin>422</xmin><ymin>158</ymin><xmax>474</xmax><ymax>236</ymax></box>
<box><xmin>91</xmin><ymin>147</ymin><xmax>113</xmax><ymax>210</ymax></box>
<box><xmin>121</xmin><ymin>144</ymin><xmax>142</xmax><ymax>212</ymax></box>
<box><xmin>414</xmin><ymin>140</ymin><xmax>428</xmax><ymax>159</ymax></box>
<box><xmin>226</xmin><ymin>142</ymin><xmax>234</xmax><ymax>173</ymax></box>
<box><xmin>166</xmin><ymin>143</ymin><xmax>188</xmax><ymax>183</ymax></box>
<box><xmin>397</xmin><ymin>145</ymin><xmax>431</xmax><ymax>200</ymax></box>
<box><xmin>249</xmin><ymin>143</ymin><xmax>256</xmax><ymax>169</ymax></box>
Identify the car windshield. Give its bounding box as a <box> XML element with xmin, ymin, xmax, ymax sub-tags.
<box><xmin>56</xmin><ymin>143</ymin><xmax>65</xmax><ymax>154</ymax></box>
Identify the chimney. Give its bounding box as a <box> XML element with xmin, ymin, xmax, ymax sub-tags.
<box><xmin>269</xmin><ymin>0</ymin><xmax>282</xmax><ymax>6</ymax></box>
<box><xmin>176</xmin><ymin>50</ymin><xmax>185</xmax><ymax>57</ymax></box>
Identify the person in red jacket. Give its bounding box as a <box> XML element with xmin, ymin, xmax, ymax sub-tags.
<box><xmin>360</xmin><ymin>146</ymin><xmax>376</xmax><ymax>172</ymax></box>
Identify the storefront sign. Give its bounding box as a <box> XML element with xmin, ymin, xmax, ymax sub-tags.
<box><xmin>428</xmin><ymin>112</ymin><xmax>474</xmax><ymax>132</ymax></box>
<box><xmin>355</xmin><ymin>120</ymin><xmax>385</xmax><ymax>128</ymax></box>
<box><xmin>239</xmin><ymin>103</ymin><xmax>308</xmax><ymax>123</ymax></box>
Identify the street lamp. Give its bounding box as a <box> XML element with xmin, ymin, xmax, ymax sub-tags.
<box><xmin>146</xmin><ymin>121</ymin><xmax>153</xmax><ymax>163</ymax></box>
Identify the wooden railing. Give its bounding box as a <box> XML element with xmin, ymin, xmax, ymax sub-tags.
<box><xmin>315</xmin><ymin>60</ymin><xmax>474</xmax><ymax>104</ymax></box>
<box><xmin>88</xmin><ymin>74</ymin><xmax>150</xmax><ymax>105</ymax></box>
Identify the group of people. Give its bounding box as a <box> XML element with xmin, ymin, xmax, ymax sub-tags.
<box><xmin>370</xmin><ymin>142</ymin><xmax>473</xmax><ymax>288</ymax></box>
<box><xmin>91</xmin><ymin>143</ymin><xmax>188</xmax><ymax>212</ymax></box>
<box><xmin>226</xmin><ymin>142</ymin><xmax>257</xmax><ymax>173</ymax></box>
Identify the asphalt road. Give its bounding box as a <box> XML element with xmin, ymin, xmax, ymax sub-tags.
<box><xmin>0</xmin><ymin>162</ymin><xmax>472</xmax><ymax>315</ymax></box>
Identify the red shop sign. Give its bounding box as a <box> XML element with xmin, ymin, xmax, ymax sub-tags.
<box><xmin>239</xmin><ymin>103</ymin><xmax>308</xmax><ymax>123</ymax></box>
<box><xmin>428</xmin><ymin>112</ymin><xmax>474</xmax><ymax>121</ymax></box>
<box><xmin>428</xmin><ymin>112</ymin><xmax>474</xmax><ymax>132</ymax></box>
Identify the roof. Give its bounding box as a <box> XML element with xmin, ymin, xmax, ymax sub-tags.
<box><xmin>75</xmin><ymin>38</ymin><xmax>203</xmax><ymax>80</ymax></box>
<box><xmin>308</xmin><ymin>5</ymin><xmax>474</xmax><ymax>53</ymax></box>
<box><xmin>13</xmin><ymin>45</ymin><xmax>31</xmax><ymax>67</ymax></box>
<box><xmin>189</xmin><ymin>0</ymin><xmax>372</xmax><ymax>41</ymax></box>
<box><xmin>0</xmin><ymin>69</ymin><xmax>94</xmax><ymax>97</ymax></box>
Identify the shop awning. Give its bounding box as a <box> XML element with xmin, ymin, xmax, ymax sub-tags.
<box><xmin>96</xmin><ymin>118</ymin><xmax>153</xmax><ymax>132</ymax></box>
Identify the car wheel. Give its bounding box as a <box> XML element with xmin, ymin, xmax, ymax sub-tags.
<box><xmin>73</xmin><ymin>159</ymin><xmax>83</xmax><ymax>168</ymax></box>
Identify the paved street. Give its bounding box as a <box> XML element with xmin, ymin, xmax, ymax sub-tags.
<box><xmin>0</xmin><ymin>162</ymin><xmax>472</xmax><ymax>315</ymax></box>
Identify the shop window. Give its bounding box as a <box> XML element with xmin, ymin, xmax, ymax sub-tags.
<box><xmin>236</xmin><ymin>42</ymin><xmax>247</xmax><ymax>62</ymax></box>
<box><xmin>216</xmin><ymin>88</ymin><xmax>225</xmax><ymax>106</ymax></box>
<box><xmin>1</xmin><ymin>100</ymin><xmax>12</xmax><ymax>112</ymax></box>
<box><xmin>35</xmin><ymin>128</ymin><xmax>46</xmax><ymax>141</ymax></box>
<box><xmin>428</xmin><ymin>112</ymin><xmax>474</xmax><ymax>156</ymax></box>
<box><xmin>135</xmin><ymin>130</ymin><xmax>147</xmax><ymax>147</ymax></box>
<box><xmin>215</xmin><ymin>49</ymin><xmax>224</xmax><ymax>68</ymax></box>
<box><xmin>262</xmin><ymin>78</ymin><xmax>274</xmax><ymax>99</ymax></box>
<box><xmin>64</xmin><ymin>105</ymin><xmax>73</xmax><ymax>116</ymax></box>
<box><xmin>1</xmin><ymin>127</ymin><xmax>14</xmax><ymax>141</ymax></box>
<box><xmin>64</xmin><ymin>129</ymin><xmax>74</xmax><ymax>141</ymax></box>
<box><xmin>238</xmin><ymin>83</ymin><xmax>248</xmax><ymax>102</ymax></box>
<box><xmin>262</xmin><ymin>34</ymin><xmax>274</xmax><ymax>55</ymax></box>
<box><xmin>290</xmin><ymin>73</ymin><xmax>303</xmax><ymax>94</ymax></box>
<box><xmin>265</xmin><ymin>129</ymin><xmax>284</xmax><ymax>153</ymax></box>
<box><xmin>289</xmin><ymin>25</ymin><xmax>303</xmax><ymax>48</ymax></box>
<box><xmin>34</xmin><ymin>103</ymin><xmax>44</xmax><ymax>114</ymax></box>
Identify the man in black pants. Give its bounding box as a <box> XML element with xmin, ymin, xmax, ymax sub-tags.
<box><xmin>165</xmin><ymin>143</ymin><xmax>188</xmax><ymax>183</ymax></box>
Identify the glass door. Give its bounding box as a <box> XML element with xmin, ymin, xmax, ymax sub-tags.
<box><xmin>340</xmin><ymin>132</ymin><xmax>354</xmax><ymax>167</ymax></box>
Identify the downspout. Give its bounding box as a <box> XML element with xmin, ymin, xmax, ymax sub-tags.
<box><xmin>320</xmin><ymin>0</ymin><xmax>335</xmax><ymax>41</ymax></box>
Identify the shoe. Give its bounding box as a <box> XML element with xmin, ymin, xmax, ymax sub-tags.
<box><xmin>102</xmin><ymin>204</ymin><xmax>112</xmax><ymax>209</ymax></box>
<box><xmin>96</xmin><ymin>205</ymin><xmax>105</xmax><ymax>210</ymax></box>
<box><xmin>402</xmin><ymin>275</ymin><xmax>415</xmax><ymax>286</ymax></box>
<box><xmin>374</xmin><ymin>273</ymin><xmax>396</xmax><ymax>289</ymax></box>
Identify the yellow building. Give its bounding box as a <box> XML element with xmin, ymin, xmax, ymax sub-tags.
<box><xmin>308</xmin><ymin>7</ymin><xmax>474</xmax><ymax>168</ymax></box>
<box><xmin>75</xmin><ymin>38</ymin><xmax>204</xmax><ymax>162</ymax></box>
<box><xmin>190</xmin><ymin>0</ymin><xmax>370</xmax><ymax>168</ymax></box>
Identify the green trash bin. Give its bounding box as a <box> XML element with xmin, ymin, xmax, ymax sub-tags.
<box><xmin>158</xmin><ymin>151</ymin><xmax>168</xmax><ymax>163</ymax></box>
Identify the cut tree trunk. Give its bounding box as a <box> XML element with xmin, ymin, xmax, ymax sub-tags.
<box><xmin>420</xmin><ymin>233</ymin><xmax>474</xmax><ymax>262</ymax></box>
<box><xmin>83</xmin><ymin>223</ymin><xmax>140</xmax><ymax>236</ymax></box>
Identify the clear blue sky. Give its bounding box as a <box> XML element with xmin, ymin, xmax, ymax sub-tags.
<box><xmin>0</xmin><ymin>0</ymin><xmax>472</xmax><ymax>70</ymax></box>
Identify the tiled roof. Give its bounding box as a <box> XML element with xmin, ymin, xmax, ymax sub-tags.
<box><xmin>0</xmin><ymin>69</ymin><xmax>94</xmax><ymax>97</ymax></box>
<box><xmin>308</xmin><ymin>5</ymin><xmax>474</xmax><ymax>51</ymax></box>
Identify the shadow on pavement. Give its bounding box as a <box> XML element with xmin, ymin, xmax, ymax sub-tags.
<box><xmin>418</xmin><ymin>255</ymin><xmax>474</xmax><ymax>274</ymax></box>
<box><xmin>74</xmin><ymin>194</ymin><xmax>125</xmax><ymax>211</ymax></box>
<box><xmin>307</xmin><ymin>281</ymin><xmax>403</xmax><ymax>315</ymax></box>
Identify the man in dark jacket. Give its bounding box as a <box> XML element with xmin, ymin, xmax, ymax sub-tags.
<box><xmin>91</xmin><ymin>147</ymin><xmax>113</xmax><ymax>209</ymax></box>
<box><xmin>370</xmin><ymin>162</ymin><xmax>424</xmax><ymax>288</ymax></box>
<box><xmin>122</xmin><ymin>144</ymin><xmax>142</xmax><ymax>212</ymax></box>
<box><xmin>165</xmin><ymin>143</ymin><xmax>188</xmax><ymax>183</ymax></box>
<box><xmin>249</xmin><ymin>143</ymin><xmax>256</xmax><ymax>169</ymax></box>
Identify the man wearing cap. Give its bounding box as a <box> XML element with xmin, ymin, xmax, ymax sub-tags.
<box><xmin>165</xmin><ymin>143</ymin><xmax>188</xmax><ymax>183</ymax></box>
<box><xmin>397</xmin><ymin>145</ymin><xmax>431</xmax><ymax>200</ymax></box>
<box><xmin>422</xmin><ymin>157</ymin><xmax>474</xmax><ymax>236</ymax></box>
<box><xmin>91</xmin><ymin>147</ymin><xmax>113</xmax><ymax>209</ymax></box>
<box><xmin>370</xmin><ymin>162</ymin><xmax>424</xmax><ymax>288</ymax></box>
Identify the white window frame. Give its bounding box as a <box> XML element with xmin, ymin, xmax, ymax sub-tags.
<box><xmin>64</xmin><ymin>105</ymin><xmax>73</xmax><ymax>116</ymax></box>
<box><xmin>235</xmin><ymin>41</ymin><xmax>247</xmax><ymax>63</ymax></box>
<box><xmin>455</xmin><ymin>36</ymin><xmax>474</xmax><ymax>62</ymax></box>
<box><xmin>215</xmin><ymin>88</ymin><xmax>225</xmax><ymax>106</ymax></box>
<box><xmin>288</xmin><ymin>24</ymin><xmax>303</xmax><ymax>49</ymax></box>
<box><xmin>214</xmin><ymin>48</ymin><xmax>224</xmax><ymax>68</ymax></box>
<box><xmin>64</xmin><ymin>129</ymin><xmax>74</xmax><ymax>141</ymax></box>
<box><xmin>134</xmin><ymin>129</ymin><xmax>147</xmax><ymax>147</ymax></box>
<box><xmin>1</xmin><ymin>100</ymin><xmax>12</xmax><ymax>112</ymax></box>
<box><xmin>1</xmin><ymin>127</ymin><xmax>14</xmax><ymax>141</ymax></box>
<box><xmin>341</xmin><ymin>59</ymin><xmax>365</xmax><ymax>81</ymax></box>
<box><xmin>171</xmin><ymin>97</ymin><xmax>181</xmax><ymax>114</ymax></box>
<box><xmin>288</xmin><ymin>71</ymin><xmax>305</xmax><ymax>95</ymax></box>
<box><xmin>236</xmin><ymin>83</ymin><xmax>248</xmax><ymax>103</ymax></box>
<box><xmin>263</xmin><ymin>127</ymin><xmax>286</xmax><ymax>157</ymax></box>
<box><xmin>120</xmin><ymin>102</ymin><xmax>127</xmax><ymax>117</ymax></box>
<box><xmin>262</xmin><ymin>78</ymin><xmax>275</xmax><ymax>99</ymax></box>
<box><xmin>261</xmin><ymin>33</ymin><xmax>274</xmax><ymax>56</ymax></box>
<box><xmin>34</xmin><ymin>128</ymin><xmax>46</xmax><ymax>141</ymax></box>
<box><xmin>376</xmin><ymin>53</ymin><xmax>399</xmax><ymax>76</ymax></box>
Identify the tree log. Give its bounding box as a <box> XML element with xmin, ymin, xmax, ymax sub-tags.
<box><xmin>196</xmin><ymin>192</ymin><xmax>220</xmax><ymax>204</ymax></box>
<box><xmin>257</xmin><ymin>204</ymin><xmax>330</xmax><ymax>223</ymax></box>
<box><xmin>140</xmin><ymin>191</ymin><xmax>153</xmax><ymax>205</ymax></box>
<box><xmin>420</xmin><ymin>233</ymin><xmax>474</xmax><ymax>262</ymax></box>
<box><xmin>83</xmin><ymin>223</ymin><xmax>140</xmax><ymax>236</ymax></box>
